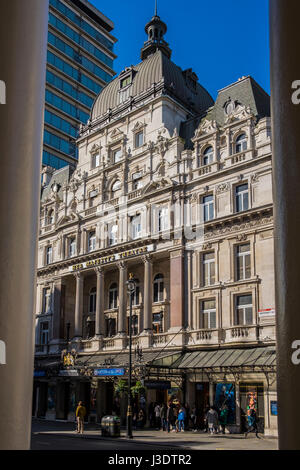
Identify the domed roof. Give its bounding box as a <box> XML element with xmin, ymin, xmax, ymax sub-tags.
<box><xmin>91</xmin><ymin>50</ymin><xmax>214</xmax><ymax>121</ymax></box>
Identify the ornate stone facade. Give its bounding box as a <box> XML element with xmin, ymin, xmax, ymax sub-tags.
<box><xmin>34</xmin><ymin>12</ymin><xmax>277</xmax><ymax>435</ymax></box>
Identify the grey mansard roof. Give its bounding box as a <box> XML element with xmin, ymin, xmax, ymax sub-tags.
<box><xmin>180</xmin><ymin>76</ymin><xmax>270</xmax><ymax>148</ymax></box>
<box><xmin>91</xmin><ymin>50</ymin><xmax>214</xmax><ymax>120</ymax></box>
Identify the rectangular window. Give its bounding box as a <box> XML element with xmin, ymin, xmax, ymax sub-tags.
<box><xmin>132</xmin><ymin>172</ymin><xmax>143</xmax><ymax>190</ymax></box>
<box><xmin>235</xmin><ymin>294</ymin><xmax>253</xmax><ymax>325</ymax></box>
<box><xmin>202</xmin><ymin>252</ymin><xmax>215</xmax><ymax>286</ymax></box>
<box><xmin>109</xmin><ymin>224</ymin><xmax>118</xmax><ymax>246</ymax></box>
<box><xmin>127</xmin><ymin>315</ymin><xmax>139</xmax><ymax>336</ymax></box>
<box><xmin>158</xmin><ymin>207</ymin><xmax>169</xmax><ymax>232</ymax></box>
<box><xmin>91</xmin><ymin>153</ymin><xmax>100</xmax><ymax>169</ymax></box>
<box><xmin>109</xmin><ymin>289</ymin><xmax>118</xmax><ymax>310</ymax></box>
<box><xmin>236</xmin><ymin>243</ymin><xmax>251</xmax><ymax>280</ymax></box>
<box><xmin>88</xmin><ymin>232</ymin><xmax>96</xmax><ymax>252</ymax></box>
<box><xmin>131</xmin><ymin>215</ymin><xmax>141</xmax><ymax>240</ymax></box>
<box><xmin>200</xmin><ymin>300</ymin><xmax>217</xmax><ymax>329</ymax></box>
<box><xmin>40</xmin><ymin>322</ymin><xmax>49</xmax><ymax>345</ymax></box>
<box><xmin>120</xmin><ymin>76</ymin><xmax>131</xmax><ymax>88</ymax></box>
<box><xmin>42</xmin><ymin>288</ymin><xmax>52</xmax><ymax>313</ymax></box>
<box><xmin>235</xmin><ymin>184</ymin><xmax>249</xmax><ymax>213</ymax></box>
<box><xmin>202</xmin><ymin>195</ymin><xmax>214</xmax><ymax>222</ymax></box>
<box><xmin>105</xmin><ymin>318</ymin><xmax>116</xmax><ymax>337</ymax></box>
<box><xmin>135</xmin><ymin>131</ymin><xmax>144</xmax><ymax>148</ymax></box>
<box><xmin>69</xmin><ymin>238</ymin><xmax>76</xmax><ymax>257</ymax></box>
<box><xmin>46</xmin><ymin>246</ymin><xmax>53</xmax><ymax>265</ymax></box>
<box><xmin>113</xmin><ymin>148</ymin><xmax>122</xmax><ymax>163</ymax></box>
<box><xmin>153</xmin><ymin>313</ymin><xmax>163</xmax><ymax>334</ymax></box>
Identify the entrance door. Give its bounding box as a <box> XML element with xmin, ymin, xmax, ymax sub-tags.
<box><xmin>56</xmin><ymin>382</ymin><xmax>70</xmax><ymax>420</ymax></box>
<box><xmin>195</xmin><ymin>383</ymin><xmax>209</xmax><ymax>429</ymax></box>
<box><xmin>240</xmin><ymin>382</ymin><xmax>265</xmax><ymax>433</ymax></box>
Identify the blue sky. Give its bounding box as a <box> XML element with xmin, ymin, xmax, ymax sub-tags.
<box><xmin>92</xmin><ymin>0</ymin><xmax>270</xmax><ymax>99</ymax></box>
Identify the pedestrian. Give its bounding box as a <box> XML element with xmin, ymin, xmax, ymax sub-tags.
<box><xmin>160</xmin><ymin>403</ymin><xmax>167</xmax><ymax>431</ymax></box>
<box><xmin>190</xmin><ymin>405</ymin><xmax>198</xmax><ymax>433</ymax></box>
<box><xmin>184</xmin><ymin>403</ymin><xmax>190</xmax><ymax>430</ymax></box>
<box><xmin>132</xmin><ymin>403</ymin><xmax>138</xmax><ymax>430</ymax></box>
<box><xmin>148</xmin><ymin>402</ymin><xmax>155</xmax><ymax>428</ymax></box>
<box><xmin>177</xmin><ymin>406</ymin><xmax>186</xmax><ymax>432</ymax></box>
<box><xmin>166</xmin><ymin>402</ymin><xmax>176</xmax><ymax>433</ymax></box>
<box><xmin>154</xmin><ymin>403</ymin><xmax>161</xmax><ymax>430</ymax></box>
<box><xmin>219</xmin><ymin>404</ymin><xmax>229</xmax><ymax>434</ymax></box>
<box><xmin>75</xmin><ymin>401</ymin><xmax>86</xmax><ymax>435</ymax></box>
<box><xmin>206</xmin><ymin>406</ymin><xmax>219</xmax><ymax>435</ymax></box>
<box><xmin>137</xmin><ymin>408</ymin><xmax>145</xmax><ymax>429</ymax></box>
<box><xmin>244</xmin><ymin>408</ymin><xmax>260</xmax><ymax>438</ymax></box>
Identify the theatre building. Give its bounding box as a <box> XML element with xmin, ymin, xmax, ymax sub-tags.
<box><xmin>33</xmin><ymin>11</ymin><xmax>277</xmax><ymax>436</ymax></box>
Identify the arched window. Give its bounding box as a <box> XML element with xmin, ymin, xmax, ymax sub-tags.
<box><xmin>112</xmin><ymin>180</ymin><xmax>121</xmax><ymax>193</ymax></box>
<box><xmin>235</xmin><ymin>133</ymin><xmax>247</xmax><ymax>153</ymax></box>
<box><xmin>203</xmin><ymin>146</ymin><xmax>214</xmax><ymax>166</ymax></box>
<box><xmin>88</xmin><ymin>231</ymin><xmax>96</xmax><ymax>252</ymax></box>
<box><xmin>109</xmin><ymin>283</ymin><xmax>118</xmax><ymax>309</ymax></box>
<box><xmin>153</xmin><ymin>274</ymin><xmax>164</xmax><ymax>303</ymax></box>
<box><xmin>89</xmin><ymin>287</ymin><xmax>96</xmax><ymax>313</ymax></box>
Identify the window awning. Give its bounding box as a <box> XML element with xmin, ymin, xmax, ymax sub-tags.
<box><xmin>149</xmin><ymin>346</ymin><xmax>276</xmax><ymax>373</ymax></box>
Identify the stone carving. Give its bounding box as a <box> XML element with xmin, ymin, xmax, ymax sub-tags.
<box><xmin>224</xmin><ymin>104</ymin><xmax>254</xmax><ymax>125</ymax></box>
<box><xmin>193</xmin><ymin>119</ymin><xmax>218</xmax><ymax>139</ymax></box>
<box><xmin>236</xmin><ymin>233</ymin><xmax>247</xmax><ymax>242</ymax></box>
<box><xmin>216</xmin><ymin>183</ymin><xmax>230</xmax><ymax>194</ymax></box>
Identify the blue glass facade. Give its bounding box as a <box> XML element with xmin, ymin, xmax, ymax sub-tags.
<box><xmin>43</xmin><ymin>0</ymin><xmax>116</xmax><ymax>169</ymax></box>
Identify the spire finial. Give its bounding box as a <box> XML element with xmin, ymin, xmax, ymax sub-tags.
<box><xmin>155</xmin><ymin>0</ymin><xmax>157</xmax><ymax>16</ymax></box>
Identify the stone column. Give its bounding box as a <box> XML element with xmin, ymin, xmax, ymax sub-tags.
<box><xmin>142</xmin><ymin>255</ymin><xmax>153</xmax><ymax>332</ymax></box>
<box><xmin>0</xmin><ymin>0</ymin><xmax>49</xmax><ymax>450</ymax></box>
<box><xmin>52</xmin><ymin>279</ymin><xmax>65</xmax><ymax>343</ymax></box>
<box><xmin>270</xmin><ymin>0</ymin><xmax>300</xmax><ymax>449</ymax></box>
<box><xmin>169</xmin><ymin>249</ymin><xmax>185</xmax><ymax>331</ymax></box>
<box><xmin>74</xmin><ymin>273</ymin><xmax>83</xmax><ymax>339</ymax></box>
<box><xmin>95</xmin><ymin>267</ymin><xmax>105</xmax><ymax>339</ymax></box>
<box><xmin>118</xmin><ymin>261</ymin><xmax>127</xmax><ymax>335</ymax></box>
<box><xmin>186</xmin><ymin>251</ymin><xmax>193</xmax><ymax>330</ymax></box>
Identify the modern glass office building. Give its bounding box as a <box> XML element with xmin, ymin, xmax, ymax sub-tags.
<box><xmin>44</xmin><ymin>0</ymin><xmax>117</xmax><ymax>170</ymax></box>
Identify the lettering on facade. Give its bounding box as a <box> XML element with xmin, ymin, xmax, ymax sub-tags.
<box><xmin>0</xmin><ymin>340</ymin><xmax>6</xmax><ymax>365</ymax></box>
<box><xmin>70</xmin><ymin>245</ymin><xmax>154</xmax><ymax>272</ymax></box>
<box><xmin>291</xmin><ymin>340</ymin><xmax>300</xmax><ymax>365</ymax></box>
<box><xmin>0</xmin><ymin>80</ymin><xmax>6</xmax><ymax>105</ymax></box>
<box><xmin>291</xmin><ymin>81</ymin><xmax>300</xmax><ymax>105</ymax></box>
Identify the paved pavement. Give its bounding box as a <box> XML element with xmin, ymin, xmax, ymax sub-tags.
<box><xmin>31</xmin><ymin>419</ymin><xmax>278</xmax><ymax>451</ymax></box>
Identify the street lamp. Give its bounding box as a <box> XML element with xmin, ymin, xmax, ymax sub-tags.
<box><xmin>126</xmin><ymin>273</ymin><xmax>136</xmax><ymax>439</ymax></box>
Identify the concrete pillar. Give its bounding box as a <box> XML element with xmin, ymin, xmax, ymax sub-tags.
<box><xmin>74</xmin><ymin>273</ymin><xmax>83</xmax><ymax>338</ymax></box>
<box><xmin>270</xmin><ymin>0</ymin><xmax>300</xmax><ymax>450</ymax></box>
<box><xmin>169</xmin><ymin>249</ymin><xmax>185</xmax><ymax>330</ymax></box>
<box><xmin>142</xmin><ymin>255</ymin><xmax>153</xmax><ymax>332</ymax></box>
<box><xmin>52</xmin><ymin>279</ymin><xmax>65</xmax><ymax>341</ymax></box>
<box><xmin>95</xmin><ymin>267</ymin><xmax>105</xmax><ymax>338</ymax></box>
<box><xmin>118</xmin><ymin>261</ymin><xmax>127</xmax><ymax>335</ymax></box>
<box><xmin>0</xmin><ymin>0</ymin><xmax>49</xmax><ymax>449</ymax></box>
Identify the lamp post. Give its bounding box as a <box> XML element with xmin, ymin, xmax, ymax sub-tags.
<box><xmin>126</xmin><ymin>273</ymin><xmax>136</xmax><ymax>439</ymax></box>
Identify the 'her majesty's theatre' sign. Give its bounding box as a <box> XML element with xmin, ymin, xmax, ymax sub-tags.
<box><xmin>69</xmin><ymin>244</ymin><xmax>155</xmax><ymax>273</ymax></box>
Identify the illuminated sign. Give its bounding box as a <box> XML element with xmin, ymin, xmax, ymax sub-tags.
<box><xmin>69</xmin><ymin>244</ymin><xmax>154</xmax><ymax>273</ymax></box>
<box><xmin>94</xmin><ymin>368</ymin><xmax>125</xmax><ymax>377</ymax></box>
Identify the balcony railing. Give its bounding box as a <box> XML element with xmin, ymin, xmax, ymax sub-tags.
<box><xmin>85</xmin><ymin>207</ymin><xmax>97</xmax><ymax>217</ymax></box>
<box><xmin>225</xmin><ymin>325</ymin><xmax>259</xmax><ymax>342</ymax></box>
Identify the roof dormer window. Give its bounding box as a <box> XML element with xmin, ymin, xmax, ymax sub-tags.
<box><xmin>120</xmin><ymin>76</ymin><xmax>131</xmax><ymax>89</ymax></box>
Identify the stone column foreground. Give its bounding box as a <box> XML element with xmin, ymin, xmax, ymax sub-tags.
<box><xmin>270</xmin><ymin>0</ymin><xmax>300</xmax><ymax>450</ymax></box>
<box><xmin>0</xmin><ymin>0</ymin><xmax>49</xmax><ymax>450</ymax></box>
<box><xmin>169</xmin><ymin>249</ymin><xmax>185</xmax><ymax>330</ymax></box>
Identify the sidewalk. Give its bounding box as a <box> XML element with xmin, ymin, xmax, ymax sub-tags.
<box><xmin>32</xmin><ymin>419</ymin><xmax>278</xmax><ymax>450</ymax></box>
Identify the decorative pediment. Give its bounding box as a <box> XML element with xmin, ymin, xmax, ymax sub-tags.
<box><xmin>193</xmin><ymin>119</ymin><xmax>218</xmax><ymax>140</ymax></box>
<box><xmin>109</xmin><ymin>127</ymin><xmax>125</xmax><ymax>142</ymax></box>
<box><xmin>224</xmin><ymin>104</ymin><xmax>254</xmax><ymax>124</ymax></box>
<box><xmin>132</xmin><ymin>121</ymin><xmax>146</xmax><ymax>133</ymax></box>
<box><xmin>141</xmin><ymin>177</ymin><xmax>174</xmax><ymax>195</ymax></box>
<box><xmin>90</xmin><ymin>143</ymin><xmax>101</xmax><ymax>154</ymax></box>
